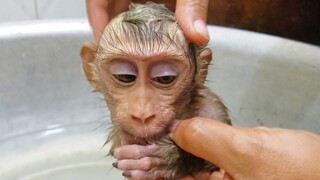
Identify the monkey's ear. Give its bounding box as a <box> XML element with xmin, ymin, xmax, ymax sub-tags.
<box><xmin>80</xmin><ymin>42</ymin><xmax>99</xmax><ymax>91</ymax></box>
<box><xmin>198</xmin><ymin>48</ymin><xmax>212</xmax><ymax>84</ymax></box>
<box><xmin>199</xmin><ymin>48</ymin><xmax>212</xmax><ymax>64</ymax></box>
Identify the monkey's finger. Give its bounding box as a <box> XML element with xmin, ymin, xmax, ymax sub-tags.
<box><xmin>209</xmin><ymin>169</ymin><xmax>225</xmax><ymax>180</ymax></box>
<box><xmin>123</xmin><ymin>169</ymin><xmax>166</xmax><ymax>180</ymax></box>
<box><xmin>193</xmin><ymin>172</ymin><xmax>212</xmax><ymax>180</ymax></box>
<box><xmin>175</xmin><ymin>0</ymin><xmax>209</xmax><ymax>46</ymax></box>
<box><xmin>115</xmin><ymin>157</ymin><xmax>162</xmax><ymax>171</ymax></box>
<box><xmin>113</xmin><ymin>143</ymin><xmax>159</xmax><ymax>160</ymax></box>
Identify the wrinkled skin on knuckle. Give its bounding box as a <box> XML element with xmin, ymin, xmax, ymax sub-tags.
<box><xmin>113</xmin><ymin>143</ymin><xmax>168</xmax><ymax>176</ymax></box>
<box><xmin>114</xmin><ymin>144</ymin><xmax>154</xmax><ymax>160</ymax></box>
<box><xmin>140</xmin><ymin>157</ymin><xmax>159</xmax><ymax>171</ymax></box>
<box><xmin>188</xmin><ymin>0</ymin><xmax>208</xmax><ymax>14</ymax></box>
<box><xmin>115</xmin><ymin>141</ymin><xmax>183</xmax><ymax>179</ymax></box>
<box><xmin>176</xmin><ymin>0</ymin><xmax>208</xmax><ymax>20</ymax></box>
<box><xmin>130</xmin><ymin>145</ymin><xmax>145</xmax><ymax>158</ymax></box>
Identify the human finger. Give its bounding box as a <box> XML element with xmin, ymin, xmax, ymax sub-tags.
<box><xmin>169</xmin><ymin>118</ymin><xmax>320</xmax><ymax>179</ymax></box>
<box><xmin>175</xmin><ymin>0</ymin><xmax>209</xmax><ymax>46</ymax></box>
<box><xmin>86</xmin><ymin>0</ymin><xmax>110</xmax><ymax>40</ymax></box>
<box><xmin>86</xmin><ymin>0</ymin><xmax>131</xmax><ymax>40</ymax></box>
<box><xmin>168</xmin><ymin>118</ymin><xmax>239</xmax><ymax>171</ymax></box>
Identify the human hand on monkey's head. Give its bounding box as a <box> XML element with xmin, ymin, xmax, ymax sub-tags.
<box><xmin>169</xmin><ymin>118</ymin><xmax>320</xmax><ymax>180</ymax></box>
<box><xmin>86</xmin><ymin>0</ymin><xmax>209</xmax><ymax>45</ymax></box>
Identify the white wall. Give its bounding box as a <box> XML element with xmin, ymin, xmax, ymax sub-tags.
<box><xmin>0</xmin><ymin>0</ymin><xmax>86</xmax><ymax>22</ymax></box>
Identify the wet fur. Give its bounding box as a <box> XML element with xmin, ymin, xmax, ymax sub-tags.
<box><xmin>85</xmin><ymin>2</ymin><xmax>231</xmax><ymax>179</ymax></box>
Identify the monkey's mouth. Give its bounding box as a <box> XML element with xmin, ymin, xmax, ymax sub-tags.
<box><xmin>129</xmin><ymin>137</ymin><xmax>153</xmax><ymax>145</ymax></box>
<box><xmin>118</xmin><ymin>115</ymin><xmax>176</xmax><ymax>145</ymax></box>
<box><xmin>122</xmin><ymin>127</ymin><xmax>168</xmax><ymax>145</ymax></box>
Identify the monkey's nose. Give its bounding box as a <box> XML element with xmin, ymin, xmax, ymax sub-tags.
<box><xmin>131</xmin><ymin>113</ymin><xmax>156</xmax><ymax>124</ymax></box>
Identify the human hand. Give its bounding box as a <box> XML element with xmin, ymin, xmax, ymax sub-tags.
<box><xmin>86</xmin><ymin>0</ymin><xmax>209</xmax><ymax>45</ymax></box>
<box><xmin>169</xmin><ymin>117</ymin><xmax>320</xmax><ymax>180</ymax></box>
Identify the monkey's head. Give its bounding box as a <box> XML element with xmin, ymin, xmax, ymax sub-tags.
<box><xmin>81</xmin><ymin>3</ymin><xmax>212</xmax><ymax>144</ymax></box>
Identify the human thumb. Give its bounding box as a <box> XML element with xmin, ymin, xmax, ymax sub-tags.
<box><xmin>175</xmin><ymin>0</ymin><xmax>209</xmax><ymax>46</ymax></box>
<box><xmin>168</xmin><ymin>118</ymin><xmax>241</xmax><ymax>174</ymax></box>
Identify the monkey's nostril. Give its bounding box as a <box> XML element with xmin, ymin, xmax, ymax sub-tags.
<box><xmin>145</xmin><ymin>114</ymin><xmax>156</xmax><ymax>123</ymax></box>
<box><xmin>131</xmin><ymin>114</ymin><xmax>156</xmax><ymax>124</ymax></box>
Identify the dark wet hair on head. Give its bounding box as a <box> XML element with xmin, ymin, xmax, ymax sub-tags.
<box><xmin>124</xmin><ymin>2</ymin><xmax>175</xmax><ymax>24</ymax></box>
<box><xmin>97</xmin><ymin>3</ymin><xmax>191</xmax><ymax>57</ymax></box>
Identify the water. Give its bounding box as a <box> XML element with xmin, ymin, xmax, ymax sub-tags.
<box><xmin>22</xmin><ymin>163</ymin><xmax>121</xmax><ymax>180</ymax></box>
<box><xmin>0</xmin><ymin>122</ymin><xmax>123</xmax><ymax>180</ymax></box>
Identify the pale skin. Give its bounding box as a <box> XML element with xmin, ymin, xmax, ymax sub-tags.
<box><xmin>85</xmin><ymin>1</ymin><xmax>320</xmax><ymax>179</ymax></box>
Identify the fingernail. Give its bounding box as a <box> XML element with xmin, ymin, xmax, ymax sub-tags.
<box><xmin>193</xmin><ymin>19</ymin><xmax>209</xmax><ymax>42</ymax></box>
<box><xmin>122</xmin><ymin>171</ymin><xmax>132</xmax><ymax>178</ymax></box>
<box><xmin>112</xmin><ymin>162</ymin><xmax>118</xmax><ymax>168</ymax></box>
<box><xmin>167</xmin><ymin>119</ymin><xmax>181</xmax><ymax>133</ymax></box>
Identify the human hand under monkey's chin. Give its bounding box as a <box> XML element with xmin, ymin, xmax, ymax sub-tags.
<box><xmin>81</xmin><ymin>3</ymin><xmax>230</xmax><ymax>180</ymax></box>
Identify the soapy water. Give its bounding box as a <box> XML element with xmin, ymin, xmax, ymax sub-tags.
<box><xmin>0</xmin><ymin>122</ymin><xmax>122</xmax><ymax>180</ymax></box>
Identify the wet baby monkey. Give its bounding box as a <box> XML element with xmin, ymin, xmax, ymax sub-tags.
<box><xmin>81</xmin><ymin>2</ymin><xmax>231</xmax><ymax>180</ymax></box>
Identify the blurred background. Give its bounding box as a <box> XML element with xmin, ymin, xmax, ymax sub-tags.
<box><xmin>207</xmin><ymin>0</ymin><xmax>320</xmax><ymax>46</ymax></box>
<box><xmin>0</xmin><ymin>0</ymin><xmax>86</xmax><ymax>22</ymax></box>
<box><xmin>0</xmin><ymin>0</ymin><xmax>319</xmax><ymax>45</ymax></box>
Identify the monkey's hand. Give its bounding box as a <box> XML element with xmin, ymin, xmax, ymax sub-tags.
<box><xmin>112</xmin><ymin>143</ymin><xmax>173</xmax><ymax>179</ymax></box>
<box><xmin>112</xmin><ymin>136</ymin><xmax>216</xmax><ymax>180</ymax></box>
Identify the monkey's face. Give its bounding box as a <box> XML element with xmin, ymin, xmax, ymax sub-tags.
<box><xmin>80</xmin><ymin>3</ymin><xmax>212</xmax><ymax>144</ymax></box>
<box><xmin>97</xmin><ymin>54</ymin><xmax>193</xmax><ymax>143</ymax></box>
<box><xmin>80</xmin><ymin>37</ymin><xmax>211</xmax><ymax>144</ymax></box>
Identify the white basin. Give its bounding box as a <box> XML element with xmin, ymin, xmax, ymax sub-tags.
<box><xmin>0</xmin><ymin>19</ymin><xmax>319</xmax><ymax>179</ymax></box>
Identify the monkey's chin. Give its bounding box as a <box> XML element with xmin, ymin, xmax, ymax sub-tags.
<box><xmin>123</xmin><ymin>127</ymin><xmax>167</xmax><ymax>145</ymax></box>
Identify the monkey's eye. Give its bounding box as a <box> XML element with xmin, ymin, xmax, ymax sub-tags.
<box><xmin>152</xmin><ymin>76</ymin><xmax>176</xmax><ymax>84</ymax></box>
<box><xmin>150</xmin><ymin>62</ymin><xmax>177</xmax><ymax>86</ymax></box>
<box><xmin>113</xmin><ymin>74</ymin><xmax>136</xmax><ymax>83</ymax></box>
<box><xmin>109</xmin><ymin>61</ymin><xmax>137</xmax><ymax>85</ymax></box>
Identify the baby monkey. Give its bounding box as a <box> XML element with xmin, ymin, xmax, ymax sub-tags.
<box><xmin>81</xmin><ymin>2</ymin><xmax>231</xmax><ymax>180</ymax></box>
